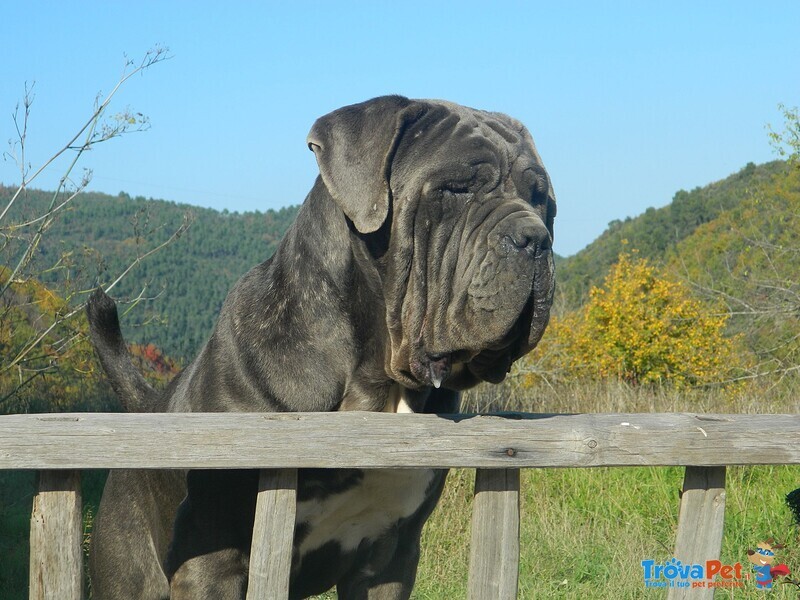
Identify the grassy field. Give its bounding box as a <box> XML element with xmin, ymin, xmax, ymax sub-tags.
<box><xmin>412</xmin><ymin>465</ymin><xmax>800</xmax><ymax>599</ymax></box>
<box><xmin>2</xmin><ymin>380</ymin><xmax>799</xmax><ymax>599</ymax></box>
<box><xmin>408</xmin><ymin>380</ymin><xmax>800</xmax><ymax>599</ymax></box>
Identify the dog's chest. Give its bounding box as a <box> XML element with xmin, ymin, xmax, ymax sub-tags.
<box><xmin>294</xmin><ymin>469</ymin><xmax>434</xmax><ymax>558</ymax></box>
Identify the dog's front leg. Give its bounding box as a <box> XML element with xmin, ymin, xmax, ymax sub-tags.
<box><xmin>170</xmin><ymin>548</ymin><xmax>249</xmax><ymax>599</ymax></box>
<box><xmin>166</xmin><ymin>470</ymin><xmax>260</xmax><ymax>599</ymax></box>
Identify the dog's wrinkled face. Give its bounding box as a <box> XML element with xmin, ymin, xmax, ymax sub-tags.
<box><xmin>308</xmin><ymin>96</ymin><xmax>556</xmax><ymax>391</ymax></box>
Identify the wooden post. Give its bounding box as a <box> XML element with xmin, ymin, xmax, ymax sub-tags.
<box><xmin>468</xmin><ymin>468</ymin><xmax>520</xmax><ymax>600</ymax></box>
<box><xmin>29</xmin><ymin>470</ymin><xmax>83</xmax><ymax>600</ymax></box>
<box><xmin>246</xmin><ymin>468</ymin><xmax>298</xmax><ymax>600</ymax></box>
<box><xmin>668</xmin><ymin>466</ymin><xmax>727</xmax><ymax>600</ymax></box>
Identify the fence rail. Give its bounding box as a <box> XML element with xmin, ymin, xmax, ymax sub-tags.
<box><xmin>3</xmin><ymin>411</ymin><xmax>799</xmax><ymax>599</ymax></box>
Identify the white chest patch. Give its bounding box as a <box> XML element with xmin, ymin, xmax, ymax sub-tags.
<box><xmin>381</xmin><ymin>384</ymin><xmax>416</xmax><ymax>413</ymax></box>
<box><xmin>295</xmin><ymin>469</ymin><xmax>435</xmax><ymax>558</ymax></box>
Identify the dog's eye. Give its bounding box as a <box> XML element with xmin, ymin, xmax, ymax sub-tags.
<box><xmin>441</xmin><ymin>182</ymin><xmax>473</xmax><ymax>197</ymax></box>
<box><xmin>520</xmin><ymin>166</ymin><xmax>549</xmax><ymax>206</ymax></box>
<box><xmin>530</xmin><ymin>188</ymin><xmax>548</xmax><ymax>207</ymax></box>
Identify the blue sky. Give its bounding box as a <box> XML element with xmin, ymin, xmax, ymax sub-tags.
<box><xmin>2</xmin><ymin>2</ymin><xmax>798</xmax><ymax>256</ymax></box>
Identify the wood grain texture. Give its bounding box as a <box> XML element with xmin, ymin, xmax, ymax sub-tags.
<box><xmin>468</xmin><ymin>469</ymin><xmax>520</xmax><ymax>600</ymax></box>
<box><xmin>2</xmin><ymin>412</ymin><xmax>800</xmax><ymax>470</ymax></box>
<box><xmin>246</xmin><ymin>469</ymin><xmax>297</xmax><ymax>600</ymax></box>
<box><xmin>29</xmin><ymin>470</ymin><xmax>82</xmax><ymax>600</ymax></box>
<box><xmin>668</xmin><ymin>466</ymin><xmax>727</xmax><ymax>600</ymax></box>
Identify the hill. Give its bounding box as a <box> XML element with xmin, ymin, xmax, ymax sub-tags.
<box><xmin>0</xmin><ymin>185</ymin><xmax>299</xmax><ymax>361</ymax></box>
<box><xmin>557</xmin><ymin>160</ymin><xmax>789</xmax><ymax>307</ymax></box>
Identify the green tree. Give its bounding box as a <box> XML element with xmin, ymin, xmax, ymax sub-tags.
<box><xmin>675</xmin><ymin>105</ymin><xmax>800</xmax><ymax>381</ymax></box>
<box><xmin>768</xmin><ymin>104</ymin><xmax>800</xmax><ymax>165</ymax></box>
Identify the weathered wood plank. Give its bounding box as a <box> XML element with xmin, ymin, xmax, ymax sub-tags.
<box><xmin>468</xmin><ymin>469</ymin><xmax>520</xmax><ymax>600</ymax></box>
<box><xmin>246</xmin><ymin>469</ymin><xmax>298</xmax><ymax>600</ymax></box>
<box><xmin>29</xmin><ymin>470</ymin><xmax>83</xmax><ymax>600</ymax></box>
<box><xmin>667</xmin><ymin>466</ymin><xmax>726</xmax><ymax>600</ymax></box>
<box><xmin>2</xmin><ymin>412</ymin><xmax>800</xmax><ymax>469</ymax></box>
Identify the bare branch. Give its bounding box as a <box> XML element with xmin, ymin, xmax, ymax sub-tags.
<box><xmin>0</xmin><ymin>46</ymin><xmax>170</xmax><ymax>303</ymax></box>
<box><xmin>0</xmin><ymin>46</ymin><xmax>170</xmax><ymax>223</ymax></box>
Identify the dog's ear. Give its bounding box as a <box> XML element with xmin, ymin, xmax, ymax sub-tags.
<box><xmin>307</xmin><ymin>95</ymin><xmax>413</xmax><ymax>233</ymax></box>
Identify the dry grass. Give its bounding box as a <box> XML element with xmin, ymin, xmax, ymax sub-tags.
<box><xmin>463</xmin><ymin>377</ymin><xmax>800</xmax><ymax>415</ymax></box>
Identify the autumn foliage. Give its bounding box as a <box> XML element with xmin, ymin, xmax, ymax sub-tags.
<box><xmin>522</xmin><ymin>251</ymin><xmax>748</xmax><ymax>388</ymax></box>
<box><xmin>0</xmin><ymin>268</ymin><xmax>179</xmax><ymax>413</ymax></box>
<box><xmin>129</xmin><ymin>342</ymin><xmax>180</xmax><ymax>384</ymax></box>
<box><xmin>0</xmin><ymin>267</ymin><xmax>99</xmax><ymax>412</ymax></box>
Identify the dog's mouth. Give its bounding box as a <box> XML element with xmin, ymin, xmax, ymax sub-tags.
<box><xmin>409</xmin><ymin>353</ymin><xmax>453</xmax><ymax>389</ymax></box>
<box><xmin>409</xmin><ymin>349</ymin><xmax>507</xmax><ymax>389</ymax></box>
<box><xmin>407</xmin><ymin>283</ymin><xmax>542</xmax><ymax>389</ymax></box>
<box><xmin>467</xmin><ymin>277</ymin><xmax>545</xmax><ymax>384</ymax></box>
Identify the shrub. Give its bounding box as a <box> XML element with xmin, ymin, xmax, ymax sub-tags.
<box><xmin>521</xmin><ymin>251</ymin><xmax>747</xmax><ymax>388</ymax></box>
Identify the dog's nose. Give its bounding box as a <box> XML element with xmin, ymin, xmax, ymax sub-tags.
<box><xmin>501</xmin><ymin>224</ymin><xmax>551</xmax><ymax>256</ymax></box>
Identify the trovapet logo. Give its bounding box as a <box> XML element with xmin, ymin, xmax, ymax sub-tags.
<box><xmin>641</xmin><ymin>558</ymin><xmax>745</xmax><ymax>590</ymax></box>
<box><xmin>642</xmin><ymin>538</ymin><xmax>792</xmax><ymax>590</ymax></box>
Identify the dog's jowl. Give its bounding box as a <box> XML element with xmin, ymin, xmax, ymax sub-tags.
<box><xmin>87</xmin><ymin>96</ymin><xmax>556</xmax><ymax>600</ymax></box>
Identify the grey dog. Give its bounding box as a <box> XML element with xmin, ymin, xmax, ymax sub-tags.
<box><xmin>86</xmin><ymin>95</ymin><xmax>556</xmax><ymax>599</ymax></box>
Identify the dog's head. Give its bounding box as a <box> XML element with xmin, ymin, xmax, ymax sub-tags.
<box><xmin>308</xmin><ymin>95</ymin><xmax>556</xmax><ymax>390</ymax></box>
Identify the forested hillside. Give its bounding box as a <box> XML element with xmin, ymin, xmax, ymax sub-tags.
<box><xmin>557</xmin><ymin>160</ymin><xmax>788</xmax><ymax>307</ymax></box>
<box><xmin>0</xmin><ymin>185</ymin><xmax>299</xmax><ymax>361</ymax></box>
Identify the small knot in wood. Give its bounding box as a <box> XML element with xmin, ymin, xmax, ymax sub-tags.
<box><xmin>505</xmin><ymin>448</ymin><xmax>516</xmax><ymax>457</ymax></box>
<box><xmin>587</xmin><ymin>439</ymin><xmax>598</xmax><ymax>449</ymax></box>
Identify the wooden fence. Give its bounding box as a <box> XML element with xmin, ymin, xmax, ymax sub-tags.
<box><xmin>2</xmin><ymin>411</ymin><xmax>799</xmax><ymax>599</ymax></box>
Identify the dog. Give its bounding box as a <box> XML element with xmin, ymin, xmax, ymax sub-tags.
<box><xmin>87</xmin><ymin>95</ymin><xmax>556</xmax><ymax>599</ymax></box>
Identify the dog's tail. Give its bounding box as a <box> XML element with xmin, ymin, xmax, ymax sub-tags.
<box><xmin>86</xmin><ymin>288</ymin><xmax>156</xmax><ymax>412</ymax></box>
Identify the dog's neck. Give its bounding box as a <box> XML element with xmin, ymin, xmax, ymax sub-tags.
<box><xmin>273</xmin><ymin>179</ymin><xmax>365</xmax><ymax>293</ymax></box>
<box><xmin>173</xmin><ymin>179</ymin><xmax>395</xmax><ymax>413</ymax></box>
<box><xmin>268</xmin><ymin>178</ymin><xmax>388</xmax><ymax>338</ymax></box>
